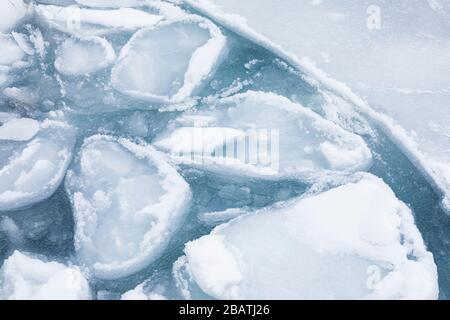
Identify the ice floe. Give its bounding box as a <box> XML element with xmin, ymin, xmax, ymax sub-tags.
<box><xmin>0</xmin><ymin>32</ymin><xmax>34</xmax><ymax>87</ymax></box>
<box><xmin>11</xmin><ymin>32</ymin><xmax>35</xmax><ymax>56</ymax></box>
<box><xmin>55</xmin><ymin>36</ymin><xmax>116</xmax><ymax>76</ymax></box>
<box><xmin>0</xmin><ymin>35</ymin><xmax>26</xmax><ymax>67</ymax></box>
<box><xmin>154</xmin><ymin>91</ymin><xmax>372</xmax><ymax>179</ymax></box>
<box><xmin>3</xmin><ymin>86</ymin><xmax>39</xmax><ymax>106</ymax></box>
<box><xmin>0</xmin><ymin>251</ymin><xmax>90</xmax><ymax>300</ymax></box>
<box><xmin>121</xmin><ymin>283</ymin><xmax>167</xmax><ymax>300</ymax></box>
<box><xmin>0</xmin><ymin>118</ymin><xmax>75</xmax><ymax>211</ymax></box>
<box><xmin>65</xmin><ymin>135</ymin><xmax>191</xmax><ymax>279</ymax></box>
<box><xmin>111</xmin><ymin>17</ymin><xmax>226</xmax><ymax>104</ymax></box>
<box><xmin>35</xmin><ymin>4</ymin><xmax>163</xmax><ymax>36</ymax></box>
<box><xmin>0</xmin><ymin>118</ymin><xmax>39</xmax><ymax>141</ymax></box>
<box><xmin>174</xmin><ymin>174</ymin><xmax>438</xmax><ymax>300</ymax></box>
<box><xmin>0</xmin><ymin>0</ymin><xmax>29</xmax><ymax>33</ymax></box>
<box><xmin>186</xmin><ymin>0</ymin><xmax>450</xmax><ymax>211</ymax></box>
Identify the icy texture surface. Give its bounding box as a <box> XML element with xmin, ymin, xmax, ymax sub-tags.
<box><xmin>187</xmin><ymin>0</ymin><xmax>450</xmax><ymax>210</ymax></box>
<box><xmin>0</xmin><ymin>0</ymin><xmax>29</xmax><ymax>33</ymax></box>
<box><xmin>0</xmin><ymin>251</ymin><xmax>90</xmax><ymax>300</ymax></box>
<box><xmin>175</xmin><ymin>174</ymin><xmax>438</xmax><ymax>300</ymax></box>
<box><xmin>112</xmin><ymin>17</ymin><xmax>226</xmax><ymax>104</ymax></box>
<box><xmin>0</xmin><ymin>119</ymin><xmax>75</xmax><ymax>211</ymax></box>
<box><xmin>0</xmin><ymin>0</ymin><xmax>444</xmax><ymax>300</ymax></box>
<box><xmin>75</xmin><ymin>0</ymin><xmax>144</xmax><ymax>8</ymax></box>
<box><xmin>65</xmin><ymin>135</ymin><xmax>191</xmax><ymax>279</ymax></box>
<box><xmin>55</xmin><ymin>37</ymin><xmax>116</xmax><ymax>76</ymax></box>
<box><xmin>155</xmin><ymin>91</ymin><xmax>371</xmax><ymax>178</ymax></box>
<box><xmin>0</xmin><ymin>118</ymin><xmax>39</xmax><ymax>141</ymax></box>
<box><xmin>0</xmin><ymin>35</ymin><xmax>26</xmax><ymax>66</ymax></box>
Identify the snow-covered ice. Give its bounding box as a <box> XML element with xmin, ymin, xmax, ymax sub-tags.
<box><xmin>155</xmin><ymin>91</ymin><xmax>372</xmax><ymax>178</ymax></box>
<box><xmin>186</xmin><ymin>0</ymin><xmax>450</xmax><ymax>210</ymax></box>
<box><xmin>198</xmin><ymin>207</ymin><xmax>248</xmax><ymax>225</ymax></box>
<box><xmin>0</xmin><ymin>29</ymin><xmax>40</xmax><ymax>88</ymax></box>
<box><xmin>174</xmin><ymin>174</ymin><xmax>438</xmax><ymax>300</ymax></box>
<box><xmin>35</xmin><ymin>4</ymin><xmax>163</xmax><ymax>36</ymax></box>
<box><xmin>0</xmin><ymin>35</ymin><xmax>26</xmax><ymax>67</ymax></box>
<box><xmin>65</xmin><ymin>135</ymin><xmax>191</xmax><ymax>279</ymax></box>
<box><xmin>0</xmin><ymin>118</ymin><xmax>75</xmax><ymax>211</ymax></box>
<box><xmin>0</xmin><ymin>0</ymin><xmax>29</xmax><ymax>33</ymax></box>
<box><xmin>0</xmin><ymin>118</ymin><xmax>39</xmax><ymax>141</ymax></box>
<box><xmin>55</xmin><ymin>36</ymin><xmax>116</xmax><ymax>76</ymax></box>
<box><xmin>111</xmin><ymin>17</ymin><xmax>226</xmax><ymax>104</ymax></box>
<box><xmin>121</xmin><ymin>283</ymin><xmax>167</xmax><ymax>300</ymax></box>
<box><xmin>0</xmin><ymin>251</ymin><xmax>90</xmax><ymax>300</ymax></box>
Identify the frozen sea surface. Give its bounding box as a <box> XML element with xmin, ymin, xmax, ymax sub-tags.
<box><xmin>187</xmin><ymin>0</ymin><xmax>450</xmax><ymax>210</ymax></box>
<box><xmin>0</xmin><ymin>0</ymin><xmax>448</xmax><ymax>300</ymax></box>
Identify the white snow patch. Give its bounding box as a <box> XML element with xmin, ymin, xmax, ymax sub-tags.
<box><xmin>175</xmin><ymin>174</ymin><xmax>438</xmax><ymax>300</ymax></box>
<box><xmin>55</xmin><ymin>36</ymin><xmax>116</xmax><ymax>76</ymax></box>
<box><xmin>0</xmin><ymin>119</ymin><xmax>75</xmax><ymax>211</ymax></box>
<box><xmin>0</xmin><ymin>251</ymin><xmax>90</xmax><ymax>300</ymax></box>
<box><xmin>0</xmin><ymin>118</ymin><xmax>39</xmax><ymax>141</ymax></box>
<box><xmin>0</xmin><ymin>0</ymin><xmax>29</xmax><ymax>33</ymax></box>
<box><xmin>35</xmin><ymin>4</ymin><xmax>163</xmax><ymax>36</ymax></box>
